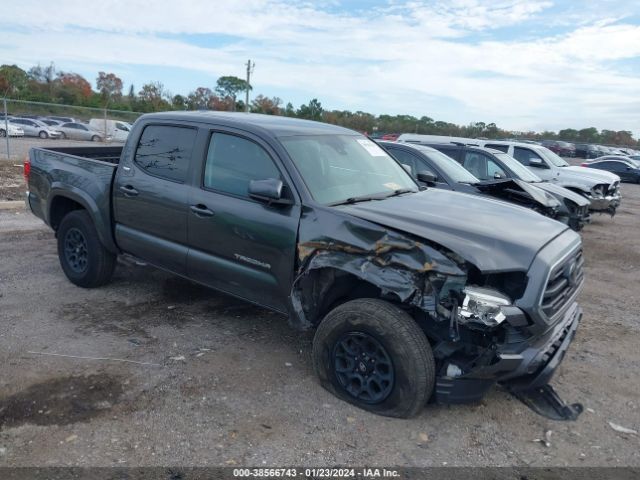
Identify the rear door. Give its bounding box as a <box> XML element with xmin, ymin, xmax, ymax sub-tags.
<box><xmin>186</xmin><ymin>129</ymin><xmax>300</xmax><ymax>312</ymax></box>
<box><xmin>113</xmin><ymin>123</ymin><xmax>198</xmax><ymax>275</ymax></box>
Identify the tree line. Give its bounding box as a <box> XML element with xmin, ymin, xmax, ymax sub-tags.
<box><xmin>0</xmin><ymin>62</ymin><xmax>636</xmax><ymax>146</ymax></box>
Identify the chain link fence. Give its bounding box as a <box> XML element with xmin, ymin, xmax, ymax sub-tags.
<box><xmin>1</xmin><ymin>99</ymin><xmax>143</xmax><ymax>160</ymax></box>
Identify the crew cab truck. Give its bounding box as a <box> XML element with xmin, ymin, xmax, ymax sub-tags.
<box><xmin>26</xmin><ymin>112</ymin><xmax>585</xmax><ymax>419</ymax></box>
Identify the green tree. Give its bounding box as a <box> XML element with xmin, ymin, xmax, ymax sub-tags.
<box><xmin>0</xmin><ymin>65</ymin><xmax>28</xmax><ymax>97</ymax></box>
<box><xmin>297</xmin><ymin>98</ymin><xmax>323</xmax><ymax>121</ymax></box>
<box><xmin>215</xmin><ymin>76</ymin><xmax>250</xmax><ymax>111</ymax></box>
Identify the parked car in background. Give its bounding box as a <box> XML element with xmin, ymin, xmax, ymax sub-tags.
<box><xmin>88</xmin><ymin>119</ymin><xmax>132</xmax><ymax>142</ymax></box>
<box><xmin>581</xmin><ymin>156</ymin><xmax>640</xmax><ymax>183</ymax></box>
<box><xmin>541</xmin><ymin>140</ymin><xmax>575</xmax><ymax>157</ymax></box>
<box><xmin>574</xmin><ymin>144</ymin><xmax>600</xmax><ymax>159</ymax></box>
<box><xmin>0</xmin><ymin>121</ymin><xmax>24</xmax><ymax>137</ymax></box>
<box><xmin>48</xmin><ymin>116</ymin><xmax>77</xmax><ymax>124</ymax></box>
<box><xmin>9</xmin><ymin>118</ymin><xmax>62</xmax><ymax>139</ymax></box>
<box><xmin>41</xmin><ymin>119</ymin><xmax>63</xmax><ymax>127</ymax></box>
<box><xmin>57</xmin><ymin>122</ymin><xmax>110</xmax><ymax>142</ymax></box>
<box><xmin>472</xmin><ymin>140</ymin><xmax>621</xmax><ymax>216</ymax></box>
<box><xmin>381</xmin><ymin>133</ymin><xmax>400</xmax><ymax>141</ymax></box>
<box><xmin>418</xmin><ymin>142</ymin><xmax>591</xmax><ymax>231</ymax></box>
<box><xmin>378</xmin><ymin>141</ymin><xmax>562</xmax><ymax>220</ymax></box>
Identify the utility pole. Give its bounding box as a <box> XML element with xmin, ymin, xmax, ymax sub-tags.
<box><xmin>245</xmin><ymin>59</ymin><xmax>254</xmax><ymax>113</ymax></box>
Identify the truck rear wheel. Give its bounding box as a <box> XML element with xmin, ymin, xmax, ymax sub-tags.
<box><xmin>312</xmin><ymin>298</ymin><xmax>434</xmax><ymax>418</ymax></box>
<box><xmin>57</xmin><ymin>210</ymin><xmax>116</xmax><ymax>288</ymax></box>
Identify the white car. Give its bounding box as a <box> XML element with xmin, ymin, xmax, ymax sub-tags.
<box><xmin>88</xmin><ymin>119</ymin><xmax>132</xmax><ymax>142</ymax></box>
<box><xmin>0</xmin><ymin>121</ymin><xmax>24</xmax><ymax>137</ymax></box>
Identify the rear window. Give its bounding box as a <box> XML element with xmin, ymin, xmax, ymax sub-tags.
<box><xmin>134</xmin><ymin>125</ymin><xmax>197</xmax><ymax>183</ymax></box>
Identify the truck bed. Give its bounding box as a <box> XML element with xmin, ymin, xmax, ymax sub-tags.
<box><xmin>40</xmin><ymin>146</ymin><xmax>123</xmax><ymax>164</ymax></box>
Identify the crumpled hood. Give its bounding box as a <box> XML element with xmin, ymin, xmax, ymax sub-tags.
<box><xmin>562</xmin><ymin>166</ymin><xmax>620</xmax><ymax>185</ymax></box>
<box><xmin>475</xmin><ymin>178</ymin><xmax>560</xmax><ymax>208</ymax></box>
<box><xmin>339</xmin><ymin>189</ymin><xmax>569</xmax><ymax>273</ymax></box>
<box><xmin>533</xmin><ymin>182</ymin><xmax>590</xmax><ymax>207</ymax></box>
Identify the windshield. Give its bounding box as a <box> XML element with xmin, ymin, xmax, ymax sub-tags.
<box><xmin>537</xmin><ymin>147</ymin><xmax>570</xmax><ymax>167</ymax></box>
<box><xmin>418</xmin><ymin>148</ymin><xmax>479</xmax><ymax>183</ymax></box>
<box><xmin>280</xmin><ymin>135</ymin><xmax>418</xmax><ymax>205</ymax></box>
<box><xmin>494</xmin><ymin>153</ymin><xmax>542</xmax><ymax>182</ymax></box>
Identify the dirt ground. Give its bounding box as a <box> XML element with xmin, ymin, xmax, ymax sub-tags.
<box><xmin>0</xmin><ymin>159</ymin><xmax>639</xmax><ymax>467</ymax></box>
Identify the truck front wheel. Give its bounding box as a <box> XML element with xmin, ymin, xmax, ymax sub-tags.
<box><xmin>57</xmin><ymin>210</ymin><xmax>116</xmax><ymax>288</ymax></box>
<box><xmin>312</xmin><ymin>298</ymin><xmax>435</xmax><ymax>418</ymax></box>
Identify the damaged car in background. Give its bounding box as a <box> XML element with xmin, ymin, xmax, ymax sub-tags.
<box><xmin>26</xmin><ymin>112</ymin><xmax>584</xmax><ymax>420</ymax></box>
<box><xmin>378</xmin><ymin>140</ymin><xmax>564</xmax><ymax>222</ymax></box>
<box><xmin>414</xmin><ymin>141</ymin><xmax>592</xmax><ymax>231</ymax></box>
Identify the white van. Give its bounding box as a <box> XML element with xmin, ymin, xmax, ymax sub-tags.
<box><xmin>88</xmin><ymin>119</ymin><xmax>132</xmax><ymax>142</ymax></box>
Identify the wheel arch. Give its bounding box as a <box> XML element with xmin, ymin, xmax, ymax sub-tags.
<box><xmin>48</xmin><ymin>189</ymin><xmax>118</xmax><ymax>253</ymax></box>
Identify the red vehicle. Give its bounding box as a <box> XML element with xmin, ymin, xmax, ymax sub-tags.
<box><xmin>381</xmin><ymin>133</ymin><xmax>399</xmax><ymax>141</ymax></box>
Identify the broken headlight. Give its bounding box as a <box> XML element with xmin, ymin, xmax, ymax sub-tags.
<box><xmin>458</xmin><ymin>286</ymin><xmax>511</xmax><ymax>327</ymax></box>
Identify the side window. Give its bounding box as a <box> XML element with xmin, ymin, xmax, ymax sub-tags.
<box><xmin>485</xmin><ymin>144</ymin><xmax>509</xmax><ymax>153</ymax></box>
<box><xmin>204</xmin><ymin>132</ymin><xmax>281</xmax><ymax>198</ymax></box>
<box><xmin>487</xmin><ymin>159</ymin><xmax>507</xmax><ymax>179</ymax></box>
<box><xmin>513</xmin><ymin>147</ymin><xmax>544</xmax><ymax>166</ymax></box>
<box><xmin>386</xmin><ymin>148</ymin><xmax>420</xmax><ymax>176</ymax></box>
<box><xmin>463</xmin><ymin>152</ymin><xmax>488</xmax><ymax>180</ymax></box>
<box><xmin>134</xmin><ymin>125</ymin><xmax>197</xmax><ymax>183</ymax></box>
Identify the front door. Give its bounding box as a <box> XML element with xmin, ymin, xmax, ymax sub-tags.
<box><xmin>113</xmin><ymin>124</ymin><xmax>198</xmax><ymax>275</ymax></box>
<box><xmin>187</xmin><ymin>130</ymin><xmax>300</xmax><ymax>312</ymax></box>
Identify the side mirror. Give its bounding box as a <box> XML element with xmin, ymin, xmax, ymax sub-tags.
<box><xmin>528</xmin><ymin>157</ymin><xmax>546</xmax><ymax>168</ymax></box>
<box><xmin>417</xmin><ymin>172</ymin><xmax>437</xmax><ymax>184</ymax></box>
<box><xmin>249</xmin><ymin>178</ymin><xmax>292</xmax><ymax>205</ymax></box>
<box><xmin>493</xmin><ymin>172</ymin><xmax>504</xmax><ymax>179</ymax></box>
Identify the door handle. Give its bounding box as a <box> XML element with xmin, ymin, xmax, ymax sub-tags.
<box><xmin>119</xmin><ymin>185</ymin><xmax>139</xmax><ymax>196</ymax></box>
<box><xmin>190</xmin><ymin>204</ymin><xmax>215</xmax><ymax>217</ymax></box>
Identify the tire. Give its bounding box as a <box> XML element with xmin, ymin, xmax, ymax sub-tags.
<box><xmin>57</xmin><ymin>210</ymin><xmax>116</xmax><ymax>288</ymax></box>
<box><xmin>0</xmin><ymin>129</ymin><xmax>6</xmax><ymax>137</ymax></box>
<box><xmin>60</xmin><ymin>132</ymin><xmax>67</xmax><ymax>139</ymax></box>
<box><xmin>91</xmin><ymin>135</ymin><xmax>101</xmax><ymax>142</ymax></box>
<box><xmin>39</xmin><ymin>131</ymin><xmax>48</xmax><ymax>139</ymax></box>
<box><xmin>312</xmin><ymin>298</ymin><xmax>435</xmax><ymax>418</ymax></box>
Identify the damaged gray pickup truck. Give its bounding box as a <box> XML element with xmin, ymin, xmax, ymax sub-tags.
<box><xmin>26</xmin><ymin>112</ymin><xmax>585</xmax><ymax>419</ymax></box>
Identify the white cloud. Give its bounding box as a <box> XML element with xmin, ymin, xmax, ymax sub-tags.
<box><xmin>1</xmin><ymin>0</ymin><xmax>639</xmax><ymax>136</ymax></box>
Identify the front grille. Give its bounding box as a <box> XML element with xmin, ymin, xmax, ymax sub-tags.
<box><xmin>541</xmin><ymin>249</ymin><xmax>584</xmax><ymax>318</ymax></box>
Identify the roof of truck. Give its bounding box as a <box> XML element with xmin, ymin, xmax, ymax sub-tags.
<box><xmin>140</xmin><ymin>111</ymin><xmax>356</xmax><ymax>137</ymax></box>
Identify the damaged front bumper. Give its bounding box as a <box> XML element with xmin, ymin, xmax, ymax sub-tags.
<box><xmin>435</xmin><ymin>301</ymin><xmax>582</xmax><ymax>405</ymax></box>
<box><xmin>585</xmin><ymin>188</ymin><xmax>621</xmax><ymax>215</ymax></box>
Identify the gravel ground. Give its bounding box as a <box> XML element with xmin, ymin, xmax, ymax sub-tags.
<box><xmin>0</xmin><ymin>161</ymin><xmax>639</xmax><ymax>468</ymax></box>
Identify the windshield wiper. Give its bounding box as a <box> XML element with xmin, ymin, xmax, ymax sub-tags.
<box><xmin>329</xmin><ymin>195</ymin><xmax>379</xmax><ymax>206</ymax></box>
<box><xmin>384</xmin><ymin>188</ymin><xmax>416</xmax><ymax>198</ymax></box>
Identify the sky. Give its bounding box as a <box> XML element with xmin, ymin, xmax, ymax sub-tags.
<box><xmin>1</xmin><ymin>0</ymin><xmax>639</xmax><ymax>136</ymax></box>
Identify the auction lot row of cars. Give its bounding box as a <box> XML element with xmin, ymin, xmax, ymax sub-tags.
<box><xmin>0</xmin><ymin>114</ymin><xmax>133</xmax><ymax>142</ymax></box>
<box><xmin>23</xmin><ymin>112</ymin><xmax>636</xmax><ymax>421</ymax></box>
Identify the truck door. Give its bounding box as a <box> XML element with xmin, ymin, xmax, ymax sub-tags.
<box><xmin>113</xmin><ymin>124</ymin><xmax>198</xmax><ymax>275</ymax></box>
<box><xmin>186</xmin><ymin>130</ymin><xmax>300</xmax><ymax>312</ymax></box>
<box><xmin>512</xmin><ymin>146</ymin><xmax>554</xmax><ymax>181</ymax></box>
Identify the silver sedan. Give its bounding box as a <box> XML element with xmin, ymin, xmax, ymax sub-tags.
<box><xmin>57</xmin><ymin>122</ymin><xmax>110</xmax><ymax>142</ymax></box>
<box><xmin>9</xmin><ymin>118</ymin><xmax>62</xmax><ymax>139</ymax></box>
